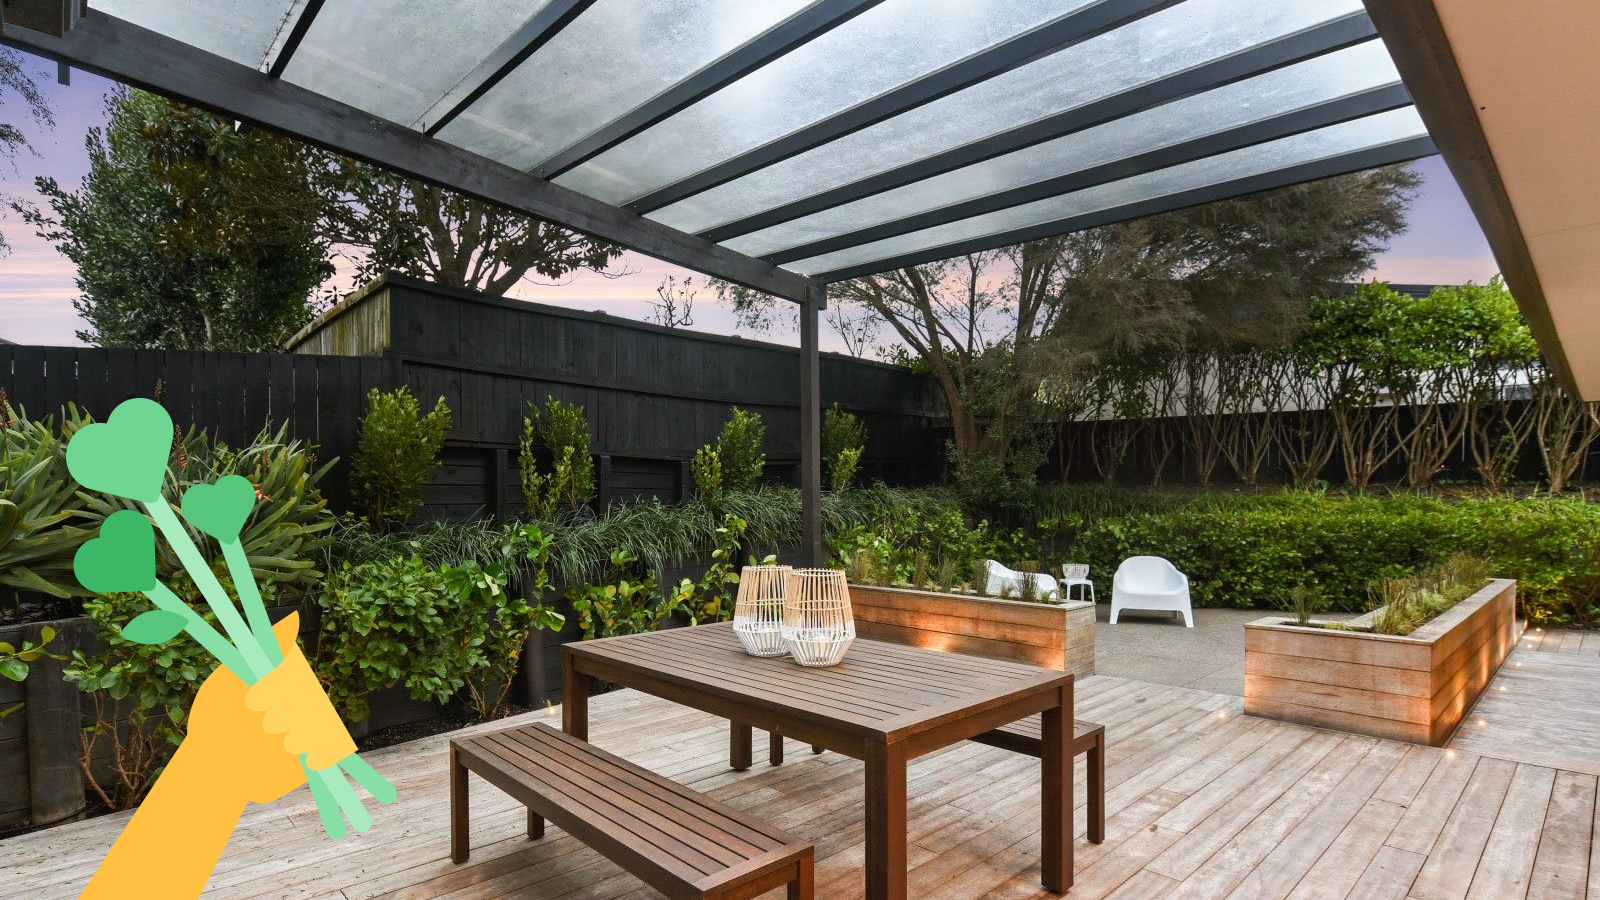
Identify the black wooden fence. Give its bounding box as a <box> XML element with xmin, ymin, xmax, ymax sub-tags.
<box><xmin>1</xmin><ymin>274</ymin><xmax>949</xmax><ymax>522</ymax></box>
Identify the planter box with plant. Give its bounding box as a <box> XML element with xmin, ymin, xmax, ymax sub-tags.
<box><xmin>1244</xmin><ymin>557</ymin><xmax>1519</xmax><ymax>745</ymax></box>
<box><xmin>848</xmin><ymin>583</ymin><xmax>1094</xmax><ymax>677</ymax></box>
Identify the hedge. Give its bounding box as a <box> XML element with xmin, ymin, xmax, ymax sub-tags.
<box><xmin>1064</xmin><ymin>492</ymin><xmax>1599</xmax><ymax>625</ymax></box>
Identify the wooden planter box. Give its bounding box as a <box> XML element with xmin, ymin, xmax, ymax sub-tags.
<box><xmin>847</xmin><ymin>584</ymin><xmax>1095</xmax><ymax>677</ymax></box>
<box><xmin>1244</xmin><ymin>579</ymin><xmax>1520</xmax><ymax>746</ymax></box>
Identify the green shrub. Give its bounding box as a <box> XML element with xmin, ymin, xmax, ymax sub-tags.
<box><xmin>1</xmin><ymin>404</ymin><xmax>92</xmax><ymax>601</ymax></box>
<box><xmin>716</xmin><ymin>408</ymin><xmax>766</xmax><ymax>492</ymax></box>
<box><xmin>351</xmin><ymin>387</ymin><xmax>450</xmax><ymax>531</ymax></box>
<box><xmin>315</xmin><ymin>555</ymin><xmax>471</xmax><ymax>722</ymax></box>
<box><xmin>565</xmin><ymin>548</ymin><xmax>669</xmax><ymax>640</ymax></box>
<box><xmin>667</xmin><ymin>514</ymin><xmax>747</xmax><ymax>624</ymax></box>
<box><xmin>519</xmin><ymin>397</ymin><xmax>595</xmax><ymax>519</ymax></box>
<box><xmin>442</xmin><ymin>527</ymin><xmax>564</xmax><ymax>720</ymax></box>
<box><xmin>691</xmin><ymin>445</ymin><xmax>723</xmax><ymax>498</ymax></box>
<box><xmin>1066</xmin><ymin>490</ymin><xmax>1600</xmax><ymax>624</ymax></box>
<box><xmin>823</xmin><ymin>404</ymin><xmax>867</xmax><ymax>492</ymax></box>
<box><xmin>64</xmin><ymin>573</ymin><xmax>249</xmax><ymax>808</ymax></box>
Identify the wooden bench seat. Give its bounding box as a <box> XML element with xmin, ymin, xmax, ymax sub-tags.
<box><xmin>973</xmin><ymin>716</ymin><xmax>1105</xmax><ymax>844</ymax></box>
<box><xmin>451</xmin><ymin>723</ymin><xmax>814</xmax><ymax>900</ymax></box>
<box><xmin>761</xmin><ymin>714</ymin><xmax>1104</xmax><ymax>843</ymax></box>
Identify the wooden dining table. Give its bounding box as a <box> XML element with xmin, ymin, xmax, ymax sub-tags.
<box><xmin>562</xmin><ymin>622</ymin><xmax>1075</xmax><ymax>900</ymax></box>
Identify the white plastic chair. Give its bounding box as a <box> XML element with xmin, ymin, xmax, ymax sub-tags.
<box><xmin>982</xmin><ymin>560</ymin><xmax>1060</xmax><ymax>602</ymax></box>
<box><xmin>1059</xmin><ymin>564</ymin><xmax>1096</xmax><ymax>604</ymax></box>
<box><xmin>1110</xmin><ymin>556</ymin><xmax>1193</xmax><ymax>627</ymax></box>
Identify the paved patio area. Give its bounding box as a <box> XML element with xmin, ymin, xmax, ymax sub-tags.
<box><xmin>7</xmin><ymin>671</ymin><xmax>1599</xmax><ymax>900</ymax></box>
<box><xmin>1092</xmin><ymin>606</ymin><xmax>1265</xmax><ymax>696</ymax></box>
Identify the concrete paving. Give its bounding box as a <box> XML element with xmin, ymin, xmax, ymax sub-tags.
<box><xmin>1091</xmin><ymin>604</ymin><xmax>1267</xmax><ymax>695</ymax></box>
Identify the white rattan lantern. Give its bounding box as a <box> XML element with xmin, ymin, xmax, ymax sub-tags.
<box><xmin>782</xmin><ymin>569</ymin><xmax>855</xmax><ymax>667</ymax></box>
<box><xmin>732</xmin><ymin>564</ymin><xmax>793</xmax><ymax>657</ymax></box>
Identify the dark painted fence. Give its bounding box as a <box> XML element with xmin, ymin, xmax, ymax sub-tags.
<box><xmin>1</xmin><ymin>274</ymin><xmax>948</xmax><ymax>523</ymax></box>
<box><xmin>288</xmin><ymin>274</ymin><xmax>946</xmax><ymax>518</ymax></box>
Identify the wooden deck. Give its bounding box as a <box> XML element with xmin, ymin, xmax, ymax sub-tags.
<box><xmin>1447</xmin><ymin>627</ymin><xmax>1600</xmax><ymax>778</ymax></box>
<box><xmin>4</xmin><ymin>673</ymin><xmax>1598</xmax><ymax>900</ymax></box>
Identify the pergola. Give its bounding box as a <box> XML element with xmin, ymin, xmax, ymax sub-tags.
<box><xmin>5</xmin><ymin>0</ymin><xmax>1571</xmax><ymax>563</ymax></box>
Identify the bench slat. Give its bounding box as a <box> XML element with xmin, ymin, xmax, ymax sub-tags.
<box><xmin>475</xmin><ymin>732</ymin><xmax>740</xmax><ymax>875</ymax></box>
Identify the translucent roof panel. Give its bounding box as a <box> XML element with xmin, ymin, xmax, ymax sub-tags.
<box><xmin>553</xmin><ymin>0</ymin><xmax>1097</xmax><ymax>206</ymax></box>
<box><xmin>434</xmin><ymin>0</ymin><xmax>812</xmax><ymax>173</ymax></box>
<box><xmin>783</xmin><ymin>107</ymin><xmax>1429</xmax><ymax>277</ymax></box>
<box><xmin>724</xmin><ymin>41</ymin><xmax>1402</xmax><ymax>259</ymax></box>
<box><xmin>92</xmin><ymin>0</ymin><xmax>297</xmax><ymax>69</ymax></box>
<box><xmin>644</xmin><ymin>0</ymin><xmax>1366</xmax><ymax>235</ymax></box>
<box><xmin>280</xmin><ymin>0</ymin><xmax>552</xmax><ymax>127</ymax></box>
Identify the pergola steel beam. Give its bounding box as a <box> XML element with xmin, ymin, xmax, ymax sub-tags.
<box><xmin>1362</xmin><ymin>0</ymin><xmax>1580</xmax><ymax>396</ymax></box>
<box><xmin>535</xmin><ymin>0</ymin><xmax>890</xmax><ymax>180</ymax></box>
<box><xmin>0</xmin><ymin>10</ymin><xmax>816</xmax><ymax>301</ymax></box>
<box><xmin>415</xmin><ymin>0</ymin><xmax>597</xmax><ymax>136</ymax></box>
<box><xmin>812</xmin><ymin>135</ymin><xmax>1438</xmax><ymax>282</ymax></box>
<box><xmin>765</xmin><ymin>82</ymin><xmax>1413</xmax><ymax>265</ymax></box>
<box><xmin>703</xmin><ymin>13</ymin><xmax>1381</xmax><ymax>244</ymax></box>
<box><xmin>264</xmin><ymin>0</ymin><xmax>324</xmax><ymax>78</ymax></box>
<box><xmin>623</xmin><ymin>0</ymin><xmax>1186</xmax><ymax>215</ymax></box>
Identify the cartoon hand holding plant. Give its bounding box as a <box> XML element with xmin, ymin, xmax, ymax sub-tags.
<box><xmin>69</xmin><ymin>399</ymin><xmax>395</xmax><ymax>900</ymax></box>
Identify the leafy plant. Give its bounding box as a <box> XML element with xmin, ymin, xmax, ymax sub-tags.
<box><xmin>350</xmin><ymin>387</ymin><xmax>450</xmax><ymax>531</ymax></box>
<box><xmin>63</xmin><ymin>580</ymin><xmax>233</xmax><ymax>808</ymax></box>
<box><xmin>691</xmin><ymin>445</ymin><xmax>723</xmax><ymax>498</ymax></box>
<box><xmin>565</xmin><ymin>548</ymin><xmax>668</xmax><ymax>640</ymax></box>
<box><xmin>0</xmin><ymin>625</ymin><xmax>63</xmax><ymax>721</ymax></box>
<box><xmin>1284</xmin><ymin>585</ymin><xmax>1320</xmax><ymax>627</ymax></box>
<box><xmin>824</xmin><ymin>404</ymin><xmax>867</xmax><ymax>492</ymax></box>
<box><xmin>441</xmin><ymin>529</ymin><xmax>564</xmax><ymax>720</ymax></box>
<box><xmin>716</xmin><ymin>408</ymin><xmax>766</xmax><ymax>493</ymax></box>
<box><xmin>519</xmin><ymin>397</ymin><xmax>595</xmax><ymax>519</ymax></box>
<box><xmin>671</xmin><ymin>515</ymin><xmax>747</xmax><ymax>624</ymax></box>
<box><xmin>1</xmin><ymin>405</ymin><xmax>92</xmax><ymax>603</ymax></box>
<box><xmin>1371</xmin><ymin>554</ymin><xmax>1491</xmax><ymax>636</ymax></box>
<box><xmin>315</xmin><ymin>555</ymin><xmax>470</xmax><ymax>722</ymax></box>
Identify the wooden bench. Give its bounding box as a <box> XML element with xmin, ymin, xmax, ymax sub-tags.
<box><xmin>451</xmin><ymin>722</ymin><xmax>814</xmax><ymax>900</ymax></box>
<box><xmin>760</xmin><ymin>715</ymin><xmax>1105</xmax><ymax>844</ymax></box>
<box><xmin>973</xmin><ymin>716</ymin><xmax>1105</xmax><ymax>843</ymax></box>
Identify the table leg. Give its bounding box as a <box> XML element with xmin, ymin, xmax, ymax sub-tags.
<box><xmin>1041</xmin><ymin>683</ymin><xmax>1074</xmax><ymax>892</ymax></box>
<box><xmin>865</xmin><ymin>739</ymin><xmax>908</xmax><ymax>900</ymax></box>
<box><xmin>770</xmin><ymin>731</ymin><xmax>785</xmax><ymax>766</ymax></box>
<box><xmin>561</xmin><ymin>653</ymin><xmax>589</xmax><ymax>741</ymax></box>
<box><xmin>449</xmin><ymin>744</ymin><xmax>468</xmax><ymax>863</ymax></box>
<box><xmin>731</xmin><ymin>721</ymin><xmax>753</xmax><ymax>771</ymax></box>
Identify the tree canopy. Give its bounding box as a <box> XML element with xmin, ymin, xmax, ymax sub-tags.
<box><xmin>725</xmin><ymin>166</ymin><xmax>1418</xmax><ymax>480</ymax></box>
<box><xmin>21</xmin><ymin>88</ymin><xmax>622</xmax><ymax>350</ymax></box>
<box><xmin>0</xmin><ymin>47</ymin><xmax>53</xmax><ymax>256</ymax></box>
<box><xmin>22</xmin><ymin>89</ymin><xmax>333</xmax><ymax>350</ymax></box>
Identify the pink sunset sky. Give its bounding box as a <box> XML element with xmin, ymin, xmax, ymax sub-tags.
<box><xmin>0</xmin><ymin>56</ymin><xmax>1500</xmax><ymax>351</ymax></box>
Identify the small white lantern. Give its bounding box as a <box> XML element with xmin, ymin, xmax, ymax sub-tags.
<box><xmin>782</xmin><ymin>568</ymin><xmax>855</xmax><ymax>667</ymax></box>
<box><xmin>732</xmin><ymin>564</ymin><xmax>792</xmax><ymax>657</ymax></box>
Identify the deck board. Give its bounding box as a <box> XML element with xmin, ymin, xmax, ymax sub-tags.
<box><xmin>3</xmin><ymin>673</ymin><xmax>1599</xmax><ymax>900</ymax></box>
<box><xmin>1448</xmin><ymin>648</ymin><xmax>1600</xmax><ymax>777</ymax></box>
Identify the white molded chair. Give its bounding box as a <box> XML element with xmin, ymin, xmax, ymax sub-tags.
<box><xmin>1059</xmin><ymin>564</ymin><xmax>1095</xmax><ymax>604</ymax></box>
<box><xmin>983</xmin><ymin>560</ymin><xmax>1060</xmax><ymax>602</ymax></box>
<box><xmin>1110</xmin><ymin>556</ymin><xmax>1193</xmax><ymax>627</ymax></box>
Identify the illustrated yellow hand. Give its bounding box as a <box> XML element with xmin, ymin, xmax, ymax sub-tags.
<box><xmin>81</xmin><ymin>612</ymin><xmax>357</xmax><ymax>900</ymax></box>
<box><xmin>184</xmin><ymin>611</ymin><xmax>356</xmax><ymax>801</ymax></box>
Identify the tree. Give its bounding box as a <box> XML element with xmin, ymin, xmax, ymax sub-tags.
<box><xmin>21</xmin><ymin>89</ymin><xmax>331</xmax><ymax>350</ymax></box>
<box><xmin>724</xmin><ymin>166</ymin><xmax>1417</xmax><ymax>477</ymax></box>
<box><xmin>324</xmin><ymin>167</ymin><xmax>622</xmax><ymax>295</ymax></box>
<box><xmin>0</xmin><ymin>47</ymin><xmax>52</xmax><ymax>256</ymax></box>
<box><xmin>651</xmin><ymin>274</ymin><xmax>697</xmax><ymax>328</ymax></box>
